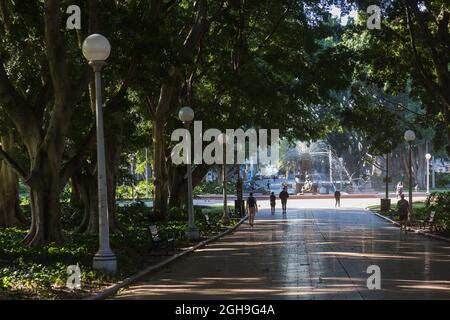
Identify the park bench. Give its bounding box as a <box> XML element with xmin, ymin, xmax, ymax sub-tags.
<box><xmin>417</xmin><ymin>211</ymin><xmax>437</xmax><ymax>231</ymax></box>
<box><xmin>148</xmin><ymin>224</ymin><xmax>175</xmax><ymax>255</ymax></box>
<box><xmin>204</xmin><ymin>213</ymin><xmax>221</xmax><ymax>232</ymax></box>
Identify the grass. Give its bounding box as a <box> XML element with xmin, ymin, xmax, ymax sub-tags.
<box><xmin>367</xmin><ymin>202</ymin><xmax>427</xmax><ymax>212</ymax></box>
<box><xmin>368</xmin><ymin>202</ymin><xmax>428</xmax><ymax>221</ymax></box>
<box><xmin>367</xmin><ymin>201</ymin><xmax>450</xmax><ymax>237</ymax></box>
<box><xmin>0</xmin><ymin>202</ymin><xmax>239</xmax><ymax>299</ymax></box>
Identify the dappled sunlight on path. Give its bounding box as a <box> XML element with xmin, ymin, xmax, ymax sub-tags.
<box><xmin>113</xmin><ymin>207</ymin><xmax>450</xmax><ymax>300</ymax></box>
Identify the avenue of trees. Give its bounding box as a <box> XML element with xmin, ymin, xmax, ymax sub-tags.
<box><xmin>0</xmin><ymin>0</ymin><xmax>448</xmax><ymax>246</ymax></box>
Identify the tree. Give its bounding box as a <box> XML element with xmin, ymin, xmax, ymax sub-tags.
<box><xmin>326</xmin><ymin>129</ymin><xmax>370</xmax><ymax>178</ymax></box>
<box><xmin>0</xmin><ymin>124</ymin><xmax>25</xmax><ymax>227</ymax></box>
<box><xmin>343</xmin><ymin>0</ymin><xmax>450</xmax><ymax>154</ymax></box>
<box><xmin>0</xmin><ymin>1</ymin><xmax>100</xmax><ymax>244</ymax></box>
<box><xmin>161</xmin><ymin>1</ymin><xmax>357</xmax><ymax>208</ymax></box>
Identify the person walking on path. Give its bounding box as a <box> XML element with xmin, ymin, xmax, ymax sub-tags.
<box><xmin>279</xmin><ymin>187</ymin><xmax>289</xmax><ymax>214</ymax></box>
<box><xmin>270</xmin><ymin>192</ymin><xmax>276</xmax><ymax>215</ymax></box>
<box><xmin>334</xmin><ymin>189</ymin><xmax>341</xmax><ymax>208</ymax></box>
<box><xmin>247</xmin><ymin>192</ymin><xmax>258</xmax><ymax>227</ymax></box>
<box><xmin>397</xmin><ymin>194</ymin><xmax>410</xmax><ymax>234</ymax></box>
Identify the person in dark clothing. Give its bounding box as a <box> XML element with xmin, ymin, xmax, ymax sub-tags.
<box><xmin>270</xmin><ymin>192</ymin><xmax>276</xmax><ymax>215</ymax></box>
<box><xmin>334</xmin><ymin>190</ymin><xmax>341</xmax><ymax>208</ymax></box>
<box><xmin>397</xmin><ymin>194</ymin><xmax>410</xmax><ymax>234</ymax></box>
<box><xmin>279</xmin><ymin>187</ymin><xmax>289</xmax><ymax>214</ymax></box>
<box><xmin>247</xmin><ymin>192</ymin><xmax>258</xmax><ymax>227</ymax></box>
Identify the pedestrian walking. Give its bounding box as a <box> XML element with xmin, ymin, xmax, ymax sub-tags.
<box><xmin>279</xmin><ymin>187</ymin><xmax>289</xmax><ymax>214</ymax></box>
<box><xmin>397</xmin><ymin>194</ymin><xmax>410</xmax><ymax>234</ymax></box>
<box><xmin>247</xmin><ymin>192</ymin><xmax>258</xmax><ymax>227</ymax></box>
<box><xmin>334</xmin><ymin>189</ymin><xmax>341</xmax><ymax>208</ymax></box>
<box><xmin>270</xmin><ymin>192</ymin><xmax>276</xmax><ymax>215</ymax></box>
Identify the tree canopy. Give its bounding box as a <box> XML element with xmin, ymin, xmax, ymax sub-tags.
<box><xmin>0</xmin><ymin>0</ymin><xmax>448</xmax><ymax>245</ymax></box>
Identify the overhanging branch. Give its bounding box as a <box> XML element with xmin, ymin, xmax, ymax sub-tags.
<box><xmin>59</xmin><ymin>126</ymin><xmax>96</xmax><ymax>190</ymax></box>
<box><xmin>0</xmin><ymin>146</ymin><xmax>28</xmax><ymax>181</ymax></box>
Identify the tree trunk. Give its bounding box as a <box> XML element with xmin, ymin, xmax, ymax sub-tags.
<box><xmin>168</xmin><ymin>165</ymin><xmax>187</xmax><ymax>209</ymax></box>
<box><xmin>152</xmin><ymin>116</ymin><xmax>169</xmax><ymax>219</ymax></box>
<box><xmin>70</xmin><ymin>177</ymin><xmax>82</xmax><ymax>209</ymax></box>
<box><xmin>105</xmin><ymin>113</ymin><xmax>124</xmax><ymax>232</ymax></box>
<box><xmin>415</xmin><ymin>143</ymin><xmax>426</xmax><ymax>189</ymax></box>
<box><xmin>25</xmin><ymin>160</ymin><xmax>64</xmax><ymax>245</ymax></box>
<box><xmin>0</xmin><ymin>134</ymin><xmax>25</xmax><ymax>228</ymax></box>
<box><xmin>148</xmin><ymin>0</ymin><xmax>209</xmax><ymax>216</ymax></box>
<box><xmin>168</xmin><ymin>164</ymin><xmax>211</xmax><ymax>209</ymax></box>
<box><xmin>73</xmin><ymin>159</ymin><xmax>123</xmax><ymax>235</ymax></box>
<box><xmin>73</xmin><ymin>171</ymin><xmax>99</xmax><ymax>235</ymax></box>
<box><xmin>70</xmin><ymin>85</ymin><xmax>126</xmax><ymax>235</ymax></box>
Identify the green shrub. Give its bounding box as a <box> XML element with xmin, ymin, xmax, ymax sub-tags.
<box><xmin>425</xmin><ymin>192</ymin><xmax>450</xmax><ymax>230</ymax></box>
<box><xmin>116</xmin><ymin>185</ymin><xmax>134</xmax><ymax>200</ymax></box>
<box><xmin>1</xmin><ymin>199</ymin><xmax>239</xmax><ymax>298</ymax></box>
<box><xmin>116</xmin><ymin>200</ymin><xmax>150</xmax><ymax>227</ymax></box>
<box><xmin>194</xmin><ymin>180</ymin><xmax>237</xmax><ymax>195</ymax></box>
<box><xmin>168</xmin><ymin>207</ymin><xmax>187</xmax><ymax>221</ymax></box>
<box><xmin>116</xmin><ymin>182</ymin><xmax>153</xmax><ymax>200</ymax></box>
<box><xmin>436</xmin><ymin>173</ymin><xmax>450</xmax><ymax>188</ymax></box>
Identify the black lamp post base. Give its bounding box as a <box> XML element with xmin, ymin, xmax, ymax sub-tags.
<box><xmin>380</xmin><ymin>198</ymin><xmax>391</xmax><ymax>213</ymax></box>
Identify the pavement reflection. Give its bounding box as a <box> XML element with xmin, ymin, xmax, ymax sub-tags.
<box><xmin>114</xmin><ymin>206</ymin><xmax>450</xmax><ymax>300</ymax></box>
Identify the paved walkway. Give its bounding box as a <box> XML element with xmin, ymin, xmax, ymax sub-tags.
<box><xmin>114</xmin><ymin>203</ymin><xmax>450</xmax><ymax>300</ymax></box>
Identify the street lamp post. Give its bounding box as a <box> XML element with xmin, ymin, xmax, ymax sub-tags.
<box><xmin>385</xmin><ymin>154</ymin><xmax>389</xmax><ymax>199</ymax></box>
<box><xmin>82</xmin><ymin>34</ymin><xmax>117</xmax><ymax>274</ymax></box>
<box><xmin>179</xmin><ymin>107</ymin><xmax>199</xmax><ymax>240</ymax></box>
<box><xmin>404</xmin><ymin>130</ymin><xmax>416</xmax><ymax>215</ymax></box>
<box><xmin>145</xmin><ymin>148</ymin><xmax>149</xmax><ymax>199</ymax></box>
<box><xmin>381</xmin><ymin>153</ymin><xmax>391</xmax><ymax>213</ymax></box>
<box><xmin>218</xmin><ymin>133</ymin><xmax>230</xmax><ymax>225</ymax></box>
<box><xmin>425</xmin><ymin>153</ymin><xmax>432</xmax><ymax>194</ymax></box>
<box><xmin>338</xmin><ymin>157</ymin><xmax>344</xmax><ymax>190</ymax></box>
<box><xmin>328</xmin><ymin>149</ymin><xmax>333</xmax><ymax>184</ymax></box>
<box><xmin>432</xmin><ymin>157</ymin><xmax>436</xmax><ymax>189</ymax></box>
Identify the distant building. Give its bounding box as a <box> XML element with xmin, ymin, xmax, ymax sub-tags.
<box><xmin>434</xmin><ymin>159</ymin><xmax>450</xmax><ymax>173</ymax></box>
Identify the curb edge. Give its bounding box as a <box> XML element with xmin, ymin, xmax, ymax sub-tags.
<box><xmin>368</xmin><ymin>209</ymin><xmax>450</xmax><ymax>244</ymax></box>
<box><xmin>84</xmin><ymin>215</ymin><xmax>248</xmax><ymax>300</ymax></box>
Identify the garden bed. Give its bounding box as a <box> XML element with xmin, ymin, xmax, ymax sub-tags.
<box><xmin>368</xmin><ymin>191</ymin><xmax>450</xmax><ymax>238</ymax></box>
<box><xmin>0</xmin><ymin>202</ymin><xmax>237</xmax><ymax>299</ymax></box>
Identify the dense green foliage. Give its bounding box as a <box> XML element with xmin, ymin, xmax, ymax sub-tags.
<box><xmin>0</xmin><ymin>0</ymin><xmax>448</xmax><ymax>299</ymax></box>
<box><xmin>424</xmin><ymin>192</ymin><xmax>450</xmax><ymax>231</ymax></box>
<box><xmin>0</xmin><ymin>201</ymin><xmax>236</xmax><ymax>298</ymax></box>
<box><xmin>370</xmin><ymin>191</ymin><xmax>450</xmax><ymax>235</ymax></box>
<box><xmin>194</xmin><ymin>180</ymin><xmax>237</xmax><ymax>196</ymax></box>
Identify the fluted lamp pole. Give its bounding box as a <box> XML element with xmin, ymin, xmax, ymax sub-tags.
<box><xmin>179</xmin><ymin>106</ymin><xmax>199</xmax><ymax>240</ymax></box>
<box><xmin>425</xmin><ymin>153</ymin><xmax>432</xmax><ymax>195</ymax></box>
<box><xmin>218</xmin><ymin>133</ymin><xmax>230</xmax><ymax>225</ymax></box>
<box><xmin>82</xmin><ymin>34</ymin><xmax>117</xmax><ymax>274</ymax></box>
<box><xmin>404</xmin><ymin>130</ymin><xmax>416</xmax><ymax>215</ymax></box>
